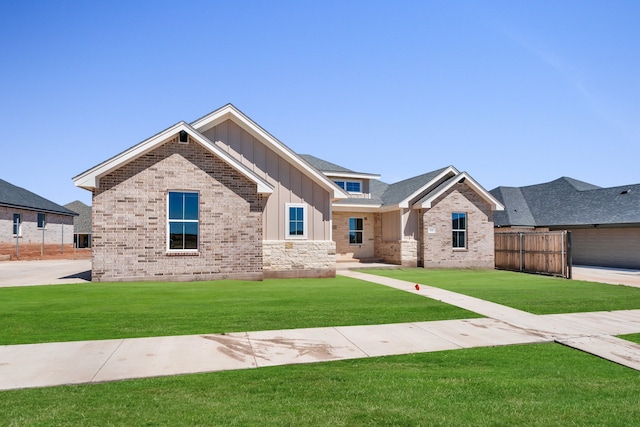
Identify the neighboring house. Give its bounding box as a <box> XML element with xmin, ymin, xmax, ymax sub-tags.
<box><xmin>73</xmin><ymin>104</ymin><xmax>503</xmax><ymax>282</ymax></box>
<box><xmin>300</xmin><ymin>155</ymin><xmax>504</xmax><ymax>269</ymax></box>
<box><xmin>491</xmin><ymin>177</ymin><xmax>640</xmax><ymax>269</ymax></box>
<box><xmin>64</xmin><ymin>200</ymin><xmax>92</xmax><ymax>248</ymax></box>
<box><xmin>0</xmin><ymin>178</ymin><xmax>76</xmax><ymax>246</ymax></box>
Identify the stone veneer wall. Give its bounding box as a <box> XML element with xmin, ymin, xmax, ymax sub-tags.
<box><xmin>400</xmin><ymin>239</ymin><xmax>418</xmax><ymax>267</ymax></box>
<box><xmin>263</xmin><ymin>240</ymin><xmax>336</xmax><ymax>278</ymax></box>
<box><xmin>91</xmin><ymin>136</ymin><xmax>266</xmax><ymax>282</ymax></box>
<box><xmin>0</xmin><ymin>206</ymin><xmax>74</xmax><ymax>245</ymax></box>
<box><xmin>422</xmin><ymin>182</ymin><xmax>495</xmax><ymax>269</ymax></box>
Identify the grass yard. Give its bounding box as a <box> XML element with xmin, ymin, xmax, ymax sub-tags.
<box><xmin>364</xmin><ymin>268</ymin><xmax>640</xmax><ymax>314</ymax></box>
<box><xmin>622</xmin><ymin>333</ymin><xmax>640</xmax><ymax>345</ymax></box>
<box><xmin>0</xmin><ymin>276</ymin><xmax>478</xmax><ymax>345</ymax></box>
<box><xmin>2</xmin><ymin>343</ymin><xmax>639</xmax><ymax>426</ymax></box>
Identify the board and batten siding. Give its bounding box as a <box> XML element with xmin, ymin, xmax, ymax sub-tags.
<box><xmin>381</xmin><ymin>211</ymin><xmax>401</xmax><ymax>241</ymax></box>
<box><xmin>202</xmin><ymin>120</ymin><xmax>332</xmax><ymax>241</ymax></box>
<box><xmin>567</xmin><ymin>226</ymin><xmax>640</xmax><ymax>269</ymax></box>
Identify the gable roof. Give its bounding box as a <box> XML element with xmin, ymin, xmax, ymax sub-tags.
<box><xmin>381</xmin><ymin>166</ymin><xmax>458</xmax><ymax>208</ymax></box>
<box><xmin>191</xmin><ymin>105</ymin><xmax>347</xmax><ymax>200</ymax></box>
<box><xmin>0</xmin><ymin>179</ymin><xmax>77</xmax><ymax>216</ymax></box>
<box><xmin>415</xmin><ymin>172</ymin><xmax>505</xmax><ymax>210</ymax></box>
<box><xmin>64</xmin><ymin>200</ymin><xmax>91</xmax><ymax>234</ymax></box>
<box><xmin>303</xmin><ymin>155</ymin><xmax>502</xmax><ymax>212</ymax></box>
<box><xmin>73</xmin><ymin>120</ymin><xmax>274</xmax><ymax>194</ymax></box>
<box><xmin>491</xmin><ymin>177</ymin><xmax>640</xmax><ymax>227</ymax></box>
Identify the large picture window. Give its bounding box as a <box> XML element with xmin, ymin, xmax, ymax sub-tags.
<box><xmin>349</xmin><ymin>217</ymin><xmax>363</xmax><ymax>244</ymax></box>
<box><xmin>168</xmin><ymin>191</ymin><xmax>199</xmax><ymax>251</ymax></box>
<box><xmin>452</xmin><ymin>212</ymin><xmax>466</xmax><ymax>248</ymax></box>
<box><xmin>286</xmin><ymin>203</ymin><xmax>307</xmax><ymax>239</ymax></box>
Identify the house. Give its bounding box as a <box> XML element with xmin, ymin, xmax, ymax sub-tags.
<box><xmin>491</xmin><ymin>177</ymin><xmax>640</xmax><ymax>269</ymax></box>
<box><xmin>73</xmin><ymin>104</ymin><xmax>503</xmax><ymax>282</ymax></box>
<box><xmin>73</xmin><ymin>104</ymin><xmax>347</xmax><ymax>282</ymax></box>
<box><xmin>64</xmin><ymin>200</ymin><xmax>92</xmax><ymax>248</ymax></box>
<box><xmin>301</xmin><ymin>155</ymin><xmax>504</xmax><ymax>269</ymax></box>
<box><xmin>0</xmin><ymin>178</ymin><xmax>76</xmax><ymax>249</ymax></box>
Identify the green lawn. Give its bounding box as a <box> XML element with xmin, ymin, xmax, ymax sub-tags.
<box><xmin>364</xmin><ymin>268</ymin><xmax>640</xmax><ymax>314</ymax></box>
<box><xmin>0</xmin><ymin>276</ymin><xmax>477</xmax><ymax>345</ymax></box>
<box><xmin>2</xmin><ymin>343</ymin><xmax>639</xmax><ymax>426</ymax></box>
<box><xmin>622</xmin><ymin>333</ymin><xmax>640</xmax><ymax>345</ymax></box>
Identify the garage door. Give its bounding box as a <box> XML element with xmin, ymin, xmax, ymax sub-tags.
<box><xmin>569</xmin><ymin>227</ymin><xmax>640</xmax><ymax>269</ymax></box>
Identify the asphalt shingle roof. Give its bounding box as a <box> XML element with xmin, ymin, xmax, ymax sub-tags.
<box><xmin>491</xmin><ymin>177</ymin><xmax>640</xmax><ymax>227</ymax></box>
<box><xmin>0</xmin><ymin>179</ymin><xmax>77</xmax><ymax>216</ymax></box>
<box><xmin>301</xmin><ymin>155</ymin><xmax>456</xmax><ymax>208</ymax></box>
<box><xmin>299</xmin><ymin>154</ymin><xmax>368</xmax><ymax>175</ymax></box>
<box><xmin>380</xmin><ymin>167</ymin><xmax>451</xmax><ymax>206</ymax></box>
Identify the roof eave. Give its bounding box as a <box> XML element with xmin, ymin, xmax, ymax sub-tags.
<box><xmin>72</xmin><ymin>121</ymin><xmax>274</xmax><ymax>195</ymax></box>
<box><xmin>398</xmin><ymin>166</ymin><xmax>460</xmax><ymax>207</ymax></box>
<box><xmin>322</xmin><ymin>171</ymin><xmax>382</xmax><ymax>180</ymax></box>
<box><xmin>332</xmin><ymin>203</ymin><xmax>382</xmax><ymax>213</ymax></box>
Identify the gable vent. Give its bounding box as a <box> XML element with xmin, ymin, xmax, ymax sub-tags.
<box><xmin>179</xmin><ymin>130</ymin><xmax>189</xmax><ymax>144</ymax></box>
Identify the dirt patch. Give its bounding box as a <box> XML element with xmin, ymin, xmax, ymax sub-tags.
<box><xmin>0</xmin><ymin>243</ymin><xmax>91</xmax><ymax>261</ymax></box>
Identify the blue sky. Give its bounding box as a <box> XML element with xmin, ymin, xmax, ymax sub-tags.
<box><xmin>1</xmin><ymin>1</ymin><xmax>638</xmax><ymax>206</ymax></box>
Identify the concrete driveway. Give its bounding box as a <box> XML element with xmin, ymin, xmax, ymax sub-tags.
<box><xmin>573</xmin><ymin>265</ymin><xmax>640</xmax><ymax>288</ymax></box>
<box><xmin>0</xmin><ymin>259</ymin><xmax>91</xmax><ymax>287</ymax></box>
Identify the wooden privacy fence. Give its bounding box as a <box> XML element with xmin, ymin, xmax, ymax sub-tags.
<box><xmin>495</xmin><ymin>231</ymin><xmax>572</xmax><ymax>278</ymax></box>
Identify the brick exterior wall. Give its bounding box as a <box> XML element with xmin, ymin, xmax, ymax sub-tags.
<box><xmin>332</xmin><ymin>212</ymin><xmax>375</xmax><ymax>260</ymax></box>
<box><xmin>0</xmin><ymin>206</ymin><xmax>74</xmax><ymax>245</ymax></box>
<box><xmin>263</xmin><ymin>240</ymin><xmax>336</xmax><ymax>278</ymax></box>
<box><xmin>422</xmin><ymin>182</ymin><xmax>495</xmax><ymax>269</ymax></box>
<box><xmin>91</xmin><ymin>137</ymin><xmax>266</xmax><ymax>282</ymax></box>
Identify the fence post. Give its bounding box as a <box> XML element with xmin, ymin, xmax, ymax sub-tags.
<box><xmin>519</xmin><ymin>233</ymin><xmax>523</xmax><ymax>272</ymax></box>
<box><xmin>566</xmin><ymin>231</ymin><xmax>572</xmax><ymax>279</ymax></box>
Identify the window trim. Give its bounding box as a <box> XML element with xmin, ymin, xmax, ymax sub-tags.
<box><xmin>452</xmin><ymin>212</ymin><xmax>467</xmax><ymax>249</ymax></box>
<box><xmin>285</xmin><ymin>203</ymin><xmax>307</xmax><ymax>239</ymax></box>
<box><xmin>37</xmin><ymin>212</ymin><xmax>46</xmax><ymax>229</ymax></box>
<box><xmin>333</xmin><ymin>179</ymin><xmax>362</xmax><ymax>194</ymax></box>
<box><xmin>167</xmin><ymin>191</ymin><xmax>200</xmax><ymax>252</ymax></box>
<box><xmin>349</xmin><ymin>217</ymin><xmax>364</xmax><ymax>245</ymax></box>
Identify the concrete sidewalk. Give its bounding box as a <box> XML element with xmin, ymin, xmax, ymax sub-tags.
<box><xmin>1</xmin><ymin>270</ymin><xmax>640</xmax><ymax>391</ymax></box>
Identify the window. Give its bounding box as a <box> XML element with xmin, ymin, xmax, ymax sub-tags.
<box><xmin>349</xmin><ymin>217</ymin><xmax>363</xmax><ymax>244</ymax></box>
<box><xmin>333</xmin><ymin>180</ymin><xmax>362</xmax><ymax>193</ymax></box>
<box><xmin>286</xmin><ymin>203</ymin><xmax>307</xmax><ymax>239</ymax></box>
<box><xmin>12</xmin><ymin>213</ymin><xmax>21</xmax><ymax>236</ymax></box>
<box><xmin>37</xmin><ymin>213</ymin><xmax>46</xmax><ymax>229</ymax></box>
<box><xmin>452</xmin><ymin>212</ymin><xmax>466</xmax><ymax>248</ymax></box>
<box><xmin>168</xmin><ymin>191</ymin><xmax>199</xmax><ymax>251</ymax></box>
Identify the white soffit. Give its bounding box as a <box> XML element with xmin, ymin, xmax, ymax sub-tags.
<box><xmin>323</xmin><ymin>171</ymin><xmax>382</xmax><ymax>180</ymax></box>
<box><xmin>415</xmin><ymin>172</ymin><xmax>505</xmax><ymax>211</ymax></box>
<box><xmin>72</xmin><ymin>121</ymin><xmax>273</xmax><ymax>194</ymax></box>
<box><xmin>191</xmin><ymin>104</ymin><xmax>348</xmax><ymax>200</ymax></box>
<box><xmin>332</xmin><ymin>203</ymin><xmax>382</xmax><ymax>213</ymax></box>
